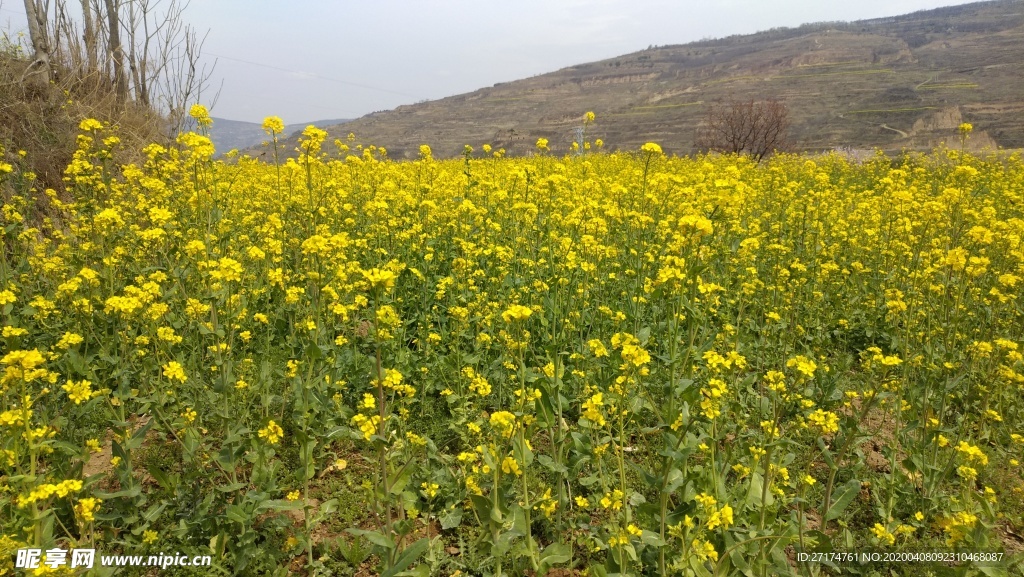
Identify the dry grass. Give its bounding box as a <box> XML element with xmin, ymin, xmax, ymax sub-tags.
<box><xmin>0</xmin><ymin>42</ymin><xmax>169</xmax><ymax>207</ymax></box>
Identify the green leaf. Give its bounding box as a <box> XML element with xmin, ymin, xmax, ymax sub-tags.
<box><xmin>182</xmin><ymin>430</ymin><xmax>199</xmax><ymax>460</ymax></box>
<box><xmin>536</xmin><ymin>386</ymin><xmax>556</xmax><ymax>427</ymax></box>
<box><xmin>975</xmin><ymin>562</ymin><xmax>1007</xmax><ymax>577</ymax></box>
<box><xmin>141</xmin><ymin>503</ymin><xmax>166</xmax><ymax>523</ymax></box>
<box><xmin>665</xmin><ymin>467</ymin><xmax>687</xmax><ymax>493</ymax></box>
<box><xmin>745</xmin><ymin>473</ymin><xmax>773</xmax><ymax>507</ymax></box>
<box><xmin>640</xmin><ymin>530</ymin><xmax>666</xmax><ymax>547</ymax></box>
<box><xmin>510</xmin><ymin>505</ymin><xmax>529</xmax><ymax>535</ymax></box>
<box><xmin>723</xmin><ymin>531</ymin><xmax>749</xmax><ymax>575</ymax></box>
<box><xmin>537</xmin><ymin>454</ymin><xmax>567</xmax><ymax>474</ymax></box>
<box><xmin>381</xmin><ymin>538</ymin><xmax>430</xmax><ymax>577</ymax></box>
<box><xmin>394</xmin><ymin>565</ymin><xmax>430</xmax><ymax>577</ymax></box>
<box><xmin>629</xmin><ymin>460</ymin><xmax>660</xmax><ymax>488</ymax></box>
<box><xmin>493</xmin><ymin>529</ymin><xmax>521</xmax><ymax>556</ymax></box>
<box><xmin>470</xmin><ymin>495</ymin><xmax>491</xmax><ymax>524</ymax></box>
<box><xmin>824</xmin><ymin>479</ymin><xmax>861</xmax><ymax>522</ymax></box>
<box><xmin>111</xmin><ymin>440</ymin><xmax>127</xmax><ymax>464</ymax></box>
<box><xmin>225</xmin><ymin>504</ymin><xmax>248</xmax><ymax>524</ymax></box>
<box><xmin>146</xmin><ymin>465</ymin><xmax>172</xmax><ymax>490</ymax></box>
<box><xmin>688</xmin><ymin>554</ymin><xmax>714</xmax><ymax>577</ymax></box>
<box><xmin>439</xmin><ymin>507</ymin><xmax>463</xmax><ymax>530</ymax></box>
<box><xmin>254</xmin><ymin>499</ymin><xmax>302</xmax><ymax>514</ymax></box>
<box><xmin>817</xmin><ymin>437</ymin><xmax>835</xmax><ymax>469</ymax></box>
<box><xmin>803</xmin><ymin>530</ymin><xmax>833</xmax><ymax>553</ymax></box>
<box><xmin>305</xmin><ymin>342</ymin><xmax>323</xmax><ymax>360</ymax></box>
<box><xmin>215</xmin><ymin>482</ymin><xmax>247</xmax><ymax>493</ymax></box>
<box><xmin>389</xmin><ymin>464</ymin><xmax>414</xmax><ymax>495</ymax></box>
<box><xmin>518</xmin><ymin>437</ymin><xmax>534</xmax><ymax>467</ymax></box>
<box><xmin>216</xmin><ymin>445</ymin><xmax>241</xmax><ymax>470</ymax></box>
<box><xmin>347</xmin><ymin>528</ymin><xmax>395</xmax><ymax>550</ymax></box>
<box><xmin>301</xmin><ymin>446</ymin><xmax>316</xmax><ymax>481</ymax></box>
<box><xmin>316</xmin><ymin>498</ymin><xmax>339</xmax><ymax>517</ymax></box>
<box><xmin>324</xmin><ymin>426</ymin><xmax>348</xmax><ymax>439</ymax></box>
<box><xmin>93</xmin><ymin>484</ymin><xmax>142</xmax><ymax>499</ymax></box>
<box><xmin>538</xmin><ymin>542</ymin><xmax>572</xmax><ymax>573</ymax></box>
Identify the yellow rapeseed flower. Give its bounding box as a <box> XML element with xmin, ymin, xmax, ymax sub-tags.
<box><xmin>262</xmin><ymin>116</ymin><xmax>285</xmax><ymax>135</ymax></box>
<box><xmin>258</xmin><ymin>420</ymin><xmax>284</xmax><ymax>444</ymax></box>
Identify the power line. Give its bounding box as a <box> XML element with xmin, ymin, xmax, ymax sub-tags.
<box><xmin>204</xmin><ymin>51</ymin><xmax>420</xmax><ymax>100</ymax></box>
<box><xmin>0</xmin><ymin>6</ymin><xmax>23</xmax><ymax>14</ymax></box>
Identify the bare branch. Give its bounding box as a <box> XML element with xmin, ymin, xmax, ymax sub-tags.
<box><xmin>696</xmin><ymin>98</ymin><xmax>791</xmax><ymax>163</ymax></box>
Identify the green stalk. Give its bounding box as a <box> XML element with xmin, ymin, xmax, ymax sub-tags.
<box><xmin>372</xmin><ymin>301</ymin><xmax>394</xmax><ymax>566</ymax></box>
<box><xmin>821</xmin><ymin>393</ymin><xmax>877</xmax><ymax>529</ymax></box>
<box><xmin>492</xmin><ymin>465</ymin><xmax>502</xmax><ymax>577</ymax></box>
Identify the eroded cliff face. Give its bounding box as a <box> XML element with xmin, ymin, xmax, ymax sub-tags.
<box><xmin>906</xmin><ymin>107</ymin><xmax>999</xmax><ymax>151</ymax></box>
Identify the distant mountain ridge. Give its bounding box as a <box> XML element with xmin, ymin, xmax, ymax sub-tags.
<box><xmin>209</xmin><ymin>117</ymin><xmax>349</xmax><ymax>155</ymax></box>
<box><xmin>270</xmin><ymin>0</ymin><xmax>1023</xmax><ymax>159</ymax></box>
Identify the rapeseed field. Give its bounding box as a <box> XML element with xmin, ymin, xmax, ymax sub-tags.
<box><xmin>1</xmin><ymin>109</ymin><xmax>1022</xmax><ymax>575</ymax></box>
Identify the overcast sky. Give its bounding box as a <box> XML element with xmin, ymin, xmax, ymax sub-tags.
<box><xmin>1</xmin><ymin>0</ymin><xmax>983</xmax><ymax>123</ymax></box>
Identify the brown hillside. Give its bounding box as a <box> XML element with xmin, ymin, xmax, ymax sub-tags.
<box><xmin>277</xmin><ymin>0</ymin><xmax>1024</xmax><ymax>159</ymax></box>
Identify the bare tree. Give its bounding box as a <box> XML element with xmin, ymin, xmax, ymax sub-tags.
<box><xmin>80</xmin><ymin>0</ymin><xmax>99</xmax><ymax>72</ymax></box>
<box><xmin>123</xmin><ymin>0</ymin><xmax>215</xmax><ymax>130</ymax></box>
<box><xmin>157</xmin><ymin>21</ymin><xmax>217</xmax><ymax>135</ymax></box>
<box><xmin>696</xmin><ymin>98</ymin><xmax>791</xmax><ymax>162</ymax></box>
<box><xmin>103</xmin><ymin>0</ymin><xmax>129</xmax><ymax>101</ymax></box>
<box><xmin>21</xmin><ymin>0</ymin><xmax>52</xmax><ymax>86</ymax></box>
<box><xmin>17</xmin><ymin>0</ymin><xmax>215</xmax><ymax>133</ymax></box>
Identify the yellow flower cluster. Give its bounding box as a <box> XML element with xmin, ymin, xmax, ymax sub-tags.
<box><xmin>17</xmin><ymin>480</ymin><xmax>83</xmax><ymax>507</ymax></box>
<box><xmin>581</xmin><ymin>392</ymin><xmax>606</xmax><ymax>427</ymax></box>
<box><xmin>262</xmin><ymin>116</ymin><xmax>285</xmax><ymax>135</ymax></box>
<box><xmin>351</xmin><ymin>414</ymin><xmax>382</xmax><ymax>441</ymax></box>
<box><xmin>489</xmin><ymin>411</ymin><xmax>517</xmax><ymax>438</ymax></box>
<box><xmin>160</xmin><ymin>361</ymin><xmax>186</xmax><ymax>383</ymax></box>
<box><xmin>700</xmin><ymin>378</ymin><xmax>728</xmax><ymax>420</ymax></box>
<box><xmin>600</xmin><ymin>489</ymin><xmax>624</xmax><ymax>511</ymax></box>
<box><xmin>62</xmin><ymin>379</ymin><xmax>96</xmax><ymax>404</ymax></box>
<box><xmin>501</xmin><ymin>304</ymin><xmax>533</xmax><ymax>323</ymax></box>
<box><xmin>611</xmin><ymin>332</ymin><xmax>650</xmax><ymax>368</ymax></box>
<box><xmin>462</xmin><ymin>367</ymin><xmax>491</xmax><ymax>396</ymax></box>
<box><xmin>786</xmin><ymin>355</ymin><xmax>817</xmax><ymax>379</ymax></box>
<box><xmin>806</xmin><ymin>409</ymin><xmax>840</xmax><ymax>435</ymax></box>
<box><xmin>2</xmin><ymin>349</ymin><xmax>53</xmax><ymax>385</ymax></box>
<box><xmin>258</xmin><ymin>420</ymin><xmax>284</xmax><ymax>445</ymax></box>
<box><xmin>501</xmin><ymin>455</ymin><xmax>521</xmax><ymax>476</ymax></box>
<box><xmin>941</xmin><ymin>511</ymin><xmax>978</xmax><ymax>545</ymax></box>
<box><xmin>705</xmin><ymin>503</ymin><xmax>734</xmax><ymax>531</ymax></box>
<box><xmin>76</xmin><ymin>497</ymin><xmax>101</xmax><ymax>522</ymax></box>
<box><xmin>372</xmin><ymin>368</ymin><xmax>414</xmax><ymax>397</ymax></box>
<box><xmin>362</xmin><ymin>268</ymin><xmax>397</xmax><ymax>292</ymax></box>
<box><xmin>871</xmin><ymin>523</ymin><xmax>896</xmax><ymax>546</ymax></box>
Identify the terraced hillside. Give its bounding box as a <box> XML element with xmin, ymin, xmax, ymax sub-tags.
<box><xmin>273</xmin><ymin>0</ymin><xmax>1024</xmax><ymax>158</ymax></box>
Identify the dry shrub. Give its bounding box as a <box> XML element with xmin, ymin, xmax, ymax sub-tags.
<box><xmin>695</xmin><ymin>98</ymin><xmax>791</xmax><ymax>163</ymax></box>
